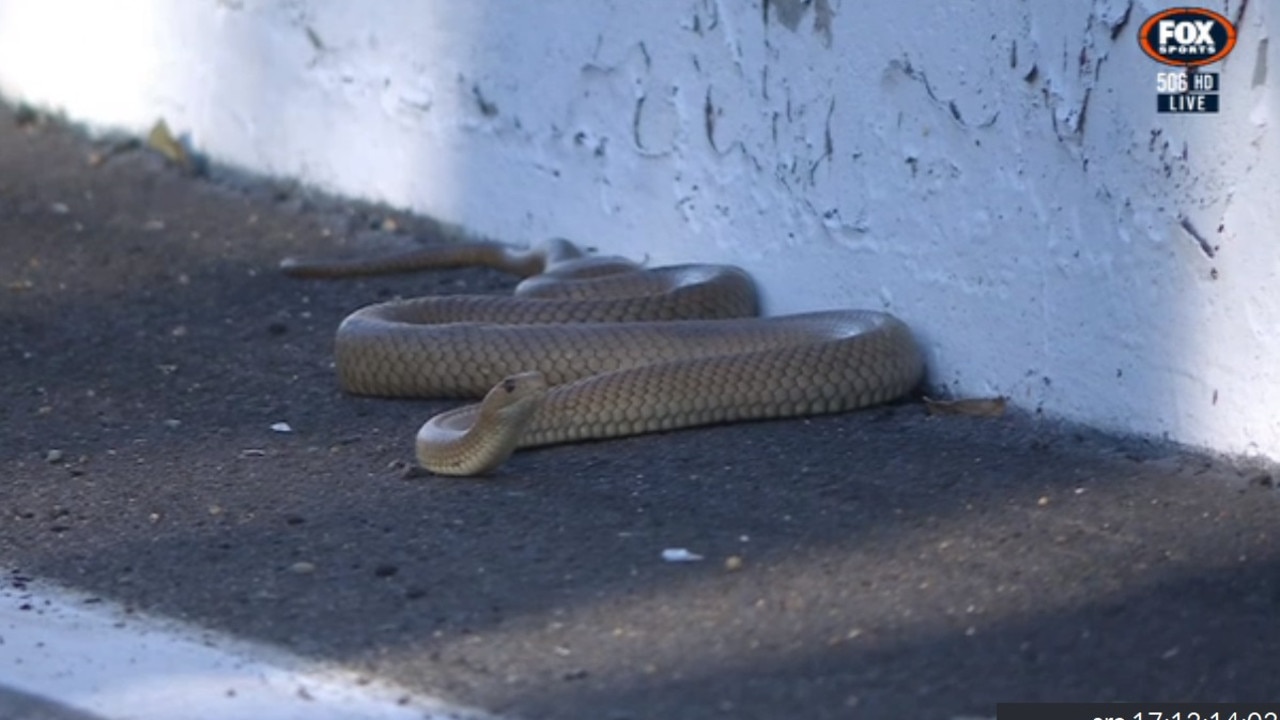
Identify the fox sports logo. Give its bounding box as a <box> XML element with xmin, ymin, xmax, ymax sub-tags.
<box><xmin>1138</xmin><ymin>7</ymin><xmax>1238</xmax><ymax>66</ymax></box>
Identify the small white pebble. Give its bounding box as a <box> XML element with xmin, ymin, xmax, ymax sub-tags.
<box><xmin>45</xmin><ymin>449</ymin><xmax>64</xmax><ymax>463</ymax></box>
<box><xmin>270</xmin><ymin>422</ymin><xmax>292</xmax><ymax>433</ymax></box>
<box><xmin>661</xmin><ymin>548</ymin><xmax>703</xmax><ymax>563</ymax></box>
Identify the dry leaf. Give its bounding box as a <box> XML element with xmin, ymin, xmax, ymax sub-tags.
<box><xmin>86</xmin><ymin>138</ymin><xmax>139</xmax><ymax>168</ymax></box>
<box><xmin>923</xmin><ymin>396</ymin><xmax>1007</xmax><ymax>417</ymax></box>
<box><xmin>146</xmin><ymin>119</ymin><xmax>191</xmax><ymax>170</ymax></box>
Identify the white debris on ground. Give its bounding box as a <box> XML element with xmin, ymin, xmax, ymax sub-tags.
<box><xmin>660</xmin><ymin>548</ymin><xmax>704</xmax><ymax>563</ymax></box>
<box><xmin>0</xmin><ymin>569</ymin><xmax>502</xmax><ymax>720</ymax></box>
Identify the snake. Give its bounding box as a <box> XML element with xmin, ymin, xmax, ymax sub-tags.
<box><xmin>281</xmin><ymin>238</ymin><xmax>924</xmax><ymax>476</ymax></box>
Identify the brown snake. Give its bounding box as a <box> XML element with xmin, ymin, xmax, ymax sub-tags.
<box><xmin>282</xmin><ymin>238</ymin><xmax>924</xmax><ymax>476</ymax></box>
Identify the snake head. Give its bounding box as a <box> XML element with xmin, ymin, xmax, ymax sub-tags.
<box><xmin>416</xmin><ymin>371</ymin><xmax>549</xmax><ymax>476</ymax></box>
<box><xmin>482</xmin><ymin>371</ymin><xmax>549</xmax><ymax>425</ymax></box>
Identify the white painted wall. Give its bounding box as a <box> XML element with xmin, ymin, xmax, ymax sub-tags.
<box><xmin>0</xmin><ymin>0</ymin><xmax>1275</xmax><ymax>461</ymax></box>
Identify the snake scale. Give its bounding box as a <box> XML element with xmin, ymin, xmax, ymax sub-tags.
<box><xmin>282</xmin><ymin>238</ymin><xmax>924</xmax><ymax>476</ymax></box>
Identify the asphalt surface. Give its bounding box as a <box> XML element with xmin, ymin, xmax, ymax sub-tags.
<box><xmin>1</xmin><ymin>105</ymin><xmax>1278</xmax><ymax>720</ymax></box>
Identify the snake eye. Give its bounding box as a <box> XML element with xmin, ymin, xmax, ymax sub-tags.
<box><xmin>502</xmin><ymin>378</ymin><xmax>517</xmax><ymax>393</ymax></box>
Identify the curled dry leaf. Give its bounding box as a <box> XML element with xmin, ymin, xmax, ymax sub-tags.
<box><xmin>146</xmin><ymin>119</ymin><xmax>192</xmax><ymax>170</ymax></box>
<box><xmin>86</xmin><ymin>138</ymin><xmax>139</xmax><ymax>168</ymax></box>
<box><xmin>923</xmin><ymin>396</ymin><xmax>1007</xmax><ymax>418</ymax></box>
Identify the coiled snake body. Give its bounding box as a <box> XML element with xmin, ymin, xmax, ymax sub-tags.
<box><xmin>282</xmin><ymin>239</ymin><xmax>923</xmax><ymax>476</ymax></box>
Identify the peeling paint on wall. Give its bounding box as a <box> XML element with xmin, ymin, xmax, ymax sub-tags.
<box><xmin>766</xmin><ymin>0</ymin><xmax>834</xmax><ymax>47</ymax></box>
